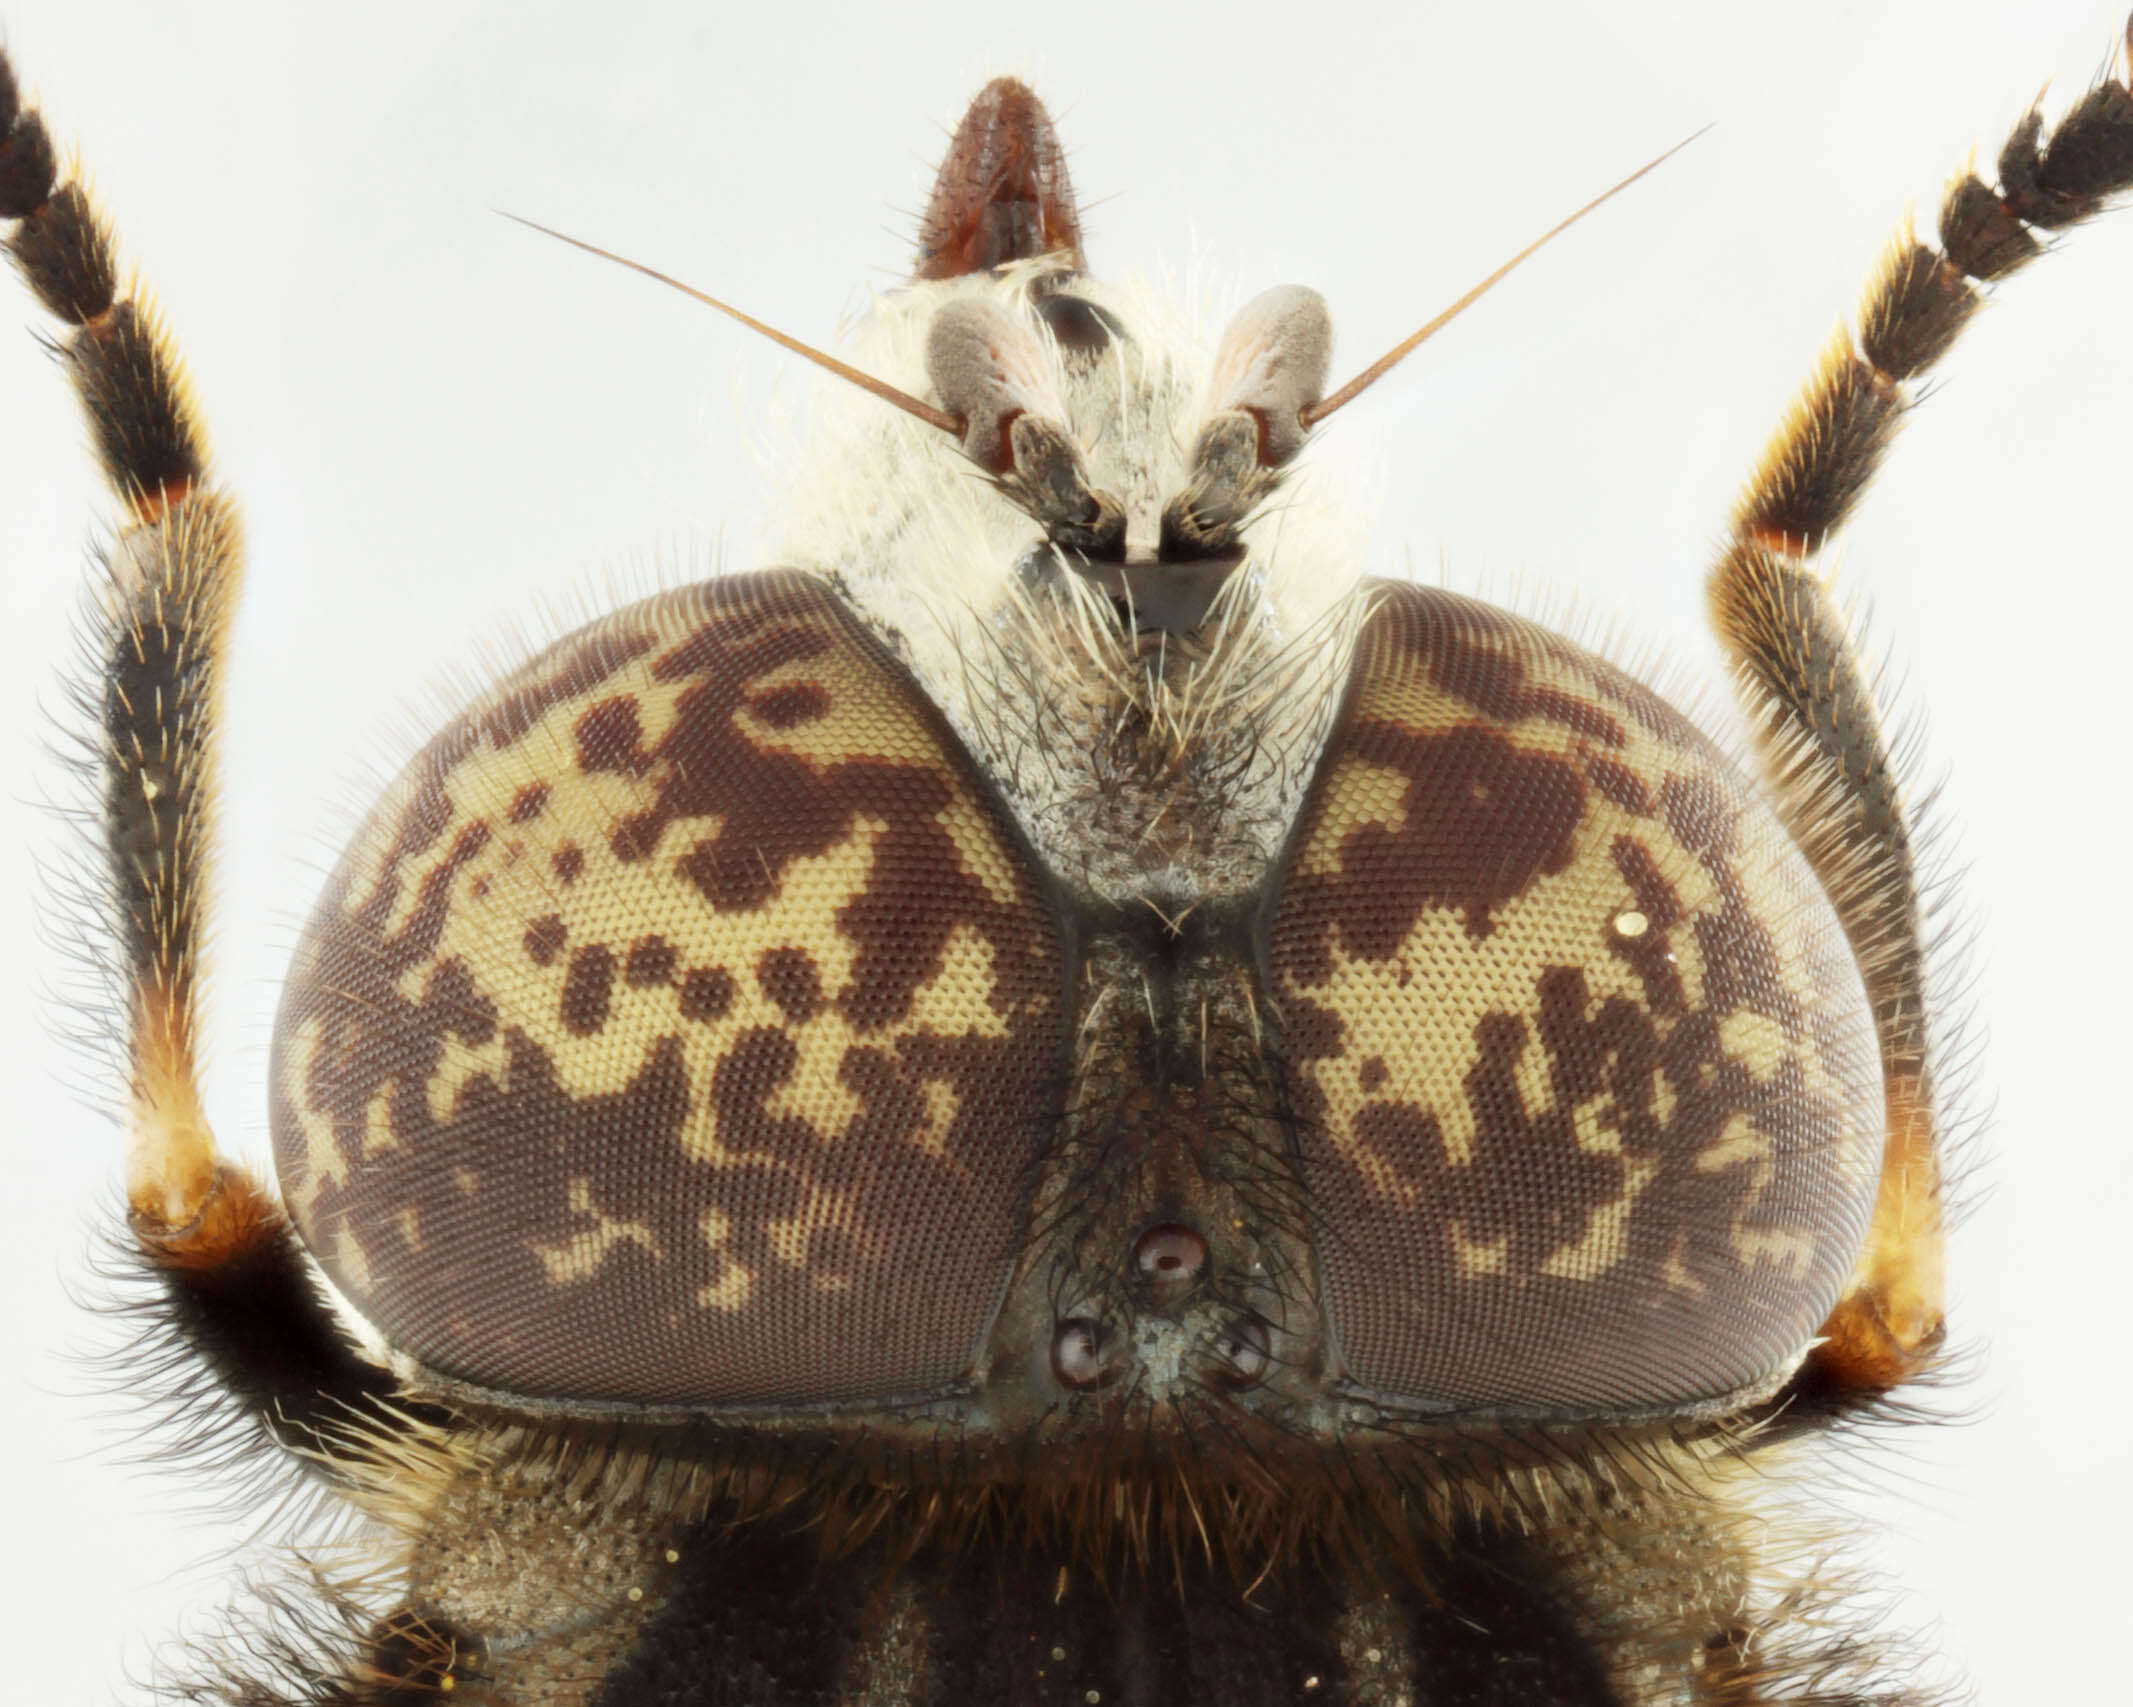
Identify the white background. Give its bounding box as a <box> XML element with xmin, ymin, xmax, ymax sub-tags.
<box><xmin>3</xmin><ymin>1</ymin><xmax>2128</xmax><ymax>1699</ymax></box>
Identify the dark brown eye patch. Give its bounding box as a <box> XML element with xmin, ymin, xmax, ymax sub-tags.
<box><xmin>1265</xmin><ymin>583</ymin><xmax>1883</xmax><ymax>1412</ymax></box>
<box><xmin>272</xmin><ymin>568</ymin><xmax>1881</xmax><ymax>1422</ymax></box>
<box><xmin>271</xmin><ymin>570</ymin><xmax>1066</xmax><ymax>1406</ymax></box>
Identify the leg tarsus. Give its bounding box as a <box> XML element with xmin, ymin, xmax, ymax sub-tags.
<box><xmin>3</xmin><ymin>44</ymin><xmax>448</xmax><ymax>1479</ymax></box>
<box><xmin>1703</xmin><ymin>14</ymin><xmax>2133</xmax><ymax>1401</ymax></box>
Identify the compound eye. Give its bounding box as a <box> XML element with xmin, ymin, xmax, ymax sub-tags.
<box><xmin>271</xmin><ymin>571</ymin><xmax>1064</xmax><ymax>1407</ymax></box>
<box><xmin>1266</xmin><ymin>584</ymin><xmax>1882</xmax><ymax>1413</ymax></box>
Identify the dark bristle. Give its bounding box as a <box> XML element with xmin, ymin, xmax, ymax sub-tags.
<box><xmin>1936</xmin><ymin>174</ymin><xmax>2038</xmax><ymax>280</ymax></box>
<box><xmin>1740</xmin><ymin>351</ymin><xmax>1904</xmax><ymax>547</ymax></box>
<box><xmin>1856</xmin><ymin>244</ymin><xmax>1977</xmax><ymax>381</ymax></box>
<box><xmin>2041</xmin><ymin>77</ymin><xmax>2133</xmax><ymax>200</ymax></box>
<box><xmin>9</xmin><ymin>179</ymin><xmax>117</xmax><ymax>322</ymax></box>
<box><xmin>73</xmin><ymin>299</ymin><xmax>203</xmax><ymax>500</ymax></box>
<box><xmin>914</xmin><ymin>77</ymin><xmax>1085</xmax><ymax>280</ymax></box>
<box><xmin>1705</xmin><ymin>7</ymin><xmax>2133</xmax><ymax>1423</ymax></box>
<box><xmin>0</xmin><ymin>100</ymin><xmax>56</xmax><ymax>219</ymax></box>
<box><xmin>83</xmin><ymin>1212</ymin><xmax>449</xmax><ymax>1524</ymax></box>
<box><xmin>1741</xmin><ymin>37</ymin><xmax>2133</xmax><ymax>557</ymax></box>
<box><xmin>1744</xmin><ymin>1331</ymin><xmax>1971</xmax><ymax>1457</ymax></box>
<box><xmin>344</xmin><ymin>1611</ymin><xmax>485</xmax><ymax>1705</ymax></box>
<box><xmin>100</xmin><ymin>569</ymin><xmax>214</xmax><ymax>982</ymax></box>
<box><xmin>1996</xmin><ymin>109</ymin><xmax>2087</xmax><ymax>228</ymax></box>
<box><xmin>146</xmin><ymin>1213</ymin><xmax>440</xmax><ymax>1459</ymax></box>
<box><xmin>122</xmin><ymin>1576</ymin><xmax>381</xmax><ymax>1707</ymax></box>
<box><xmin>8</xmin><ymin>14</ymin><xmax>2126</xmax><ymax>1700</ymax></box>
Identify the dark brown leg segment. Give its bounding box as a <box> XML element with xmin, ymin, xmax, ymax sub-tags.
<box><xmin>1709</xmin><ymin>19</ymin><xmax>2133</xmax><ymax>1399</ymax></box>
<box><xmin>1</xmin><ymin>49</ymin><xmax>405</xmax><ymax>1464</ymax></box>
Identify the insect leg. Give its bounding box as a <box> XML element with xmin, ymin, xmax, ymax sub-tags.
<box><xmin>1707</xmin><ymin>17</ymin><xmax>2133</xmax><ymax>1402</ymax></box>
<box><xmin>1</xmin><ymin>50</ymin><xmax>412</xmax><ymax>1462</ymax></box>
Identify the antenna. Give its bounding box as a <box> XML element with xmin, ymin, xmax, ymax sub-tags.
<box><xmin>1299</xmin><ymin>129</ymin><xmax>1709</xmax><ymax>428</ymax></box>
<box><xmin>502</xmin><ymin>213</ymin><xmax>961</xmax><ymax>436</ymax></box>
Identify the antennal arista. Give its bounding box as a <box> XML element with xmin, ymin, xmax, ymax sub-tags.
<box><xmin>501</xmin><ymin>211</ymin><xmax>963</xmax><ymax>437</ymax></box>
<box><xmin>1299</xmin><ymin>128</ymin><xmax>1709</xmax><ymax>429</ymax></box>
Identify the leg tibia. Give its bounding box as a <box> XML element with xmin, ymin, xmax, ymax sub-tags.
<box><xmin>100</xmin><ymin>504</ymin><xmax>242</xmax><ymax>1232</ymax></box>
<box><xmin>3</xmin><ymin>47</ymin><xmax>232</xmax><ymax>1241</ymax></box>
<box><xmin>1709</xmin><ymin>543</ymin><xmax>1942</xmax><ymax>1394</ymax></box>
<box><xmin>1709</xmin><ymin>18</ymin><xmax>2133</xmax><ymax>1400</ymax></box>
<box><xmin>4</xmin><ymin>45</ymin><xmax>420</xmax><ymax>1476</ymax></box>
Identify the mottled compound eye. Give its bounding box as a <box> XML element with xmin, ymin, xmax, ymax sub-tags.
<box><xmin>1266</xmin><ymin>584</ymin><xmax>1883</xmax><ymax>1413</ymax></box>
<box><xmin>271</xmin><ymin>572</ymin><xmax>1064</xmax><ymax>1406</ymax></box>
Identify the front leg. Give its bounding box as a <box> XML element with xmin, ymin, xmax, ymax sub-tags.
<box><xmin>0</xmin><ymin>50</ymin><xmax>428</xmax><ymax>1472</ymax></box>
<box><xmin>1706</xmin><ymin>18</ymin><xmax>2133</xmax><ymax>1409</ymax></box>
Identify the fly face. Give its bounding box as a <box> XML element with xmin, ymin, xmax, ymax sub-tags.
<box><xmin>9</xmin><ymin>15</ymin><xmax>2132</xmax><ymax>1706</ymax></box>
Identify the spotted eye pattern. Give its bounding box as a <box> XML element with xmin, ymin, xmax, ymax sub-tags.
<box><xmin>1267</xmin><ymin>586</ymin><xmax>1882</xmax><ymax>1410</ymax></box>
<box><xmin>20</xmin><ymin>24</ymin><xmax>2131</xmax><ymax>1697</ymax></box>
<box><xmin>273</xmin><ymin>568</ymin><xmax>1878</xmax><ymax>1418</ymax></box>
<box><xmin>272</xmin><ymin>571</ymin><xmax>1065</xmax><ymax>1404</ymax></box>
